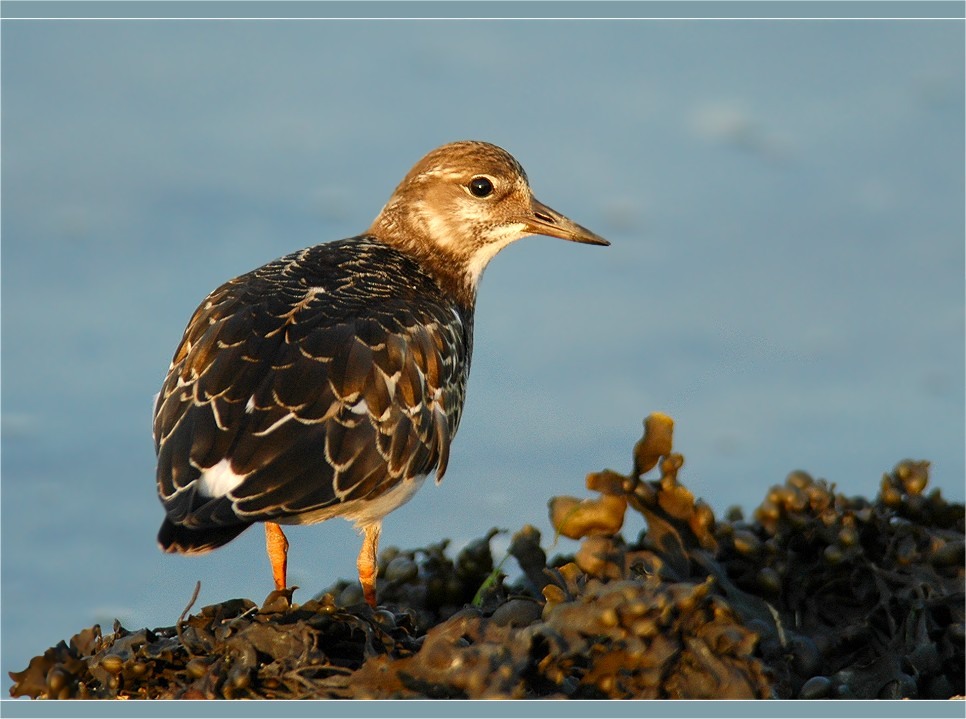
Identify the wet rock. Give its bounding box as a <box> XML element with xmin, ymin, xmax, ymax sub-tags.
<box><xmin>490</xmin><ymin>599</ymin><xmax>542</xmax><ymax>628</ymax></box>
<box><xmin>799</xmin><ymin>675</ymin><xmax>832</xmax><ymax>699</ymax></box>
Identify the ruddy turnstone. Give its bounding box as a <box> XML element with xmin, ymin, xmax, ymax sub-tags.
<box><xmin>154</xmin><ymin>140</ymin><xmax>609</xmax><ymax>607</ymax></box>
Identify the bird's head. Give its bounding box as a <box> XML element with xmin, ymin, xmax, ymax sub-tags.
<box><xmin>370</xmin><ymin>140</ymin><xmax>609</xmax><ymax>298</ymax></box>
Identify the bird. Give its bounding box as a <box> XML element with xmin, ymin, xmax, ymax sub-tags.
<box><xmin>153</xmin><ymin>140</ymin><xmax>609</xmax><ymax>608</ymax></box>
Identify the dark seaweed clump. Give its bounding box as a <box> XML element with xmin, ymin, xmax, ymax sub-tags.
<box><xmin>9</xmin><ymin>413</ymin><xmax>964</xmax><ymax>699</ymax></box>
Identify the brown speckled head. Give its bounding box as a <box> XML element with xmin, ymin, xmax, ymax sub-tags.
<box><xmin>370</xmin><ymin>141</ymin><xmax>608</xmax><ymax>306</ymax></box>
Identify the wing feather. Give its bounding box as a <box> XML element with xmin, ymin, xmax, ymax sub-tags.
<box><xmin>154</xmin><ymin>238</ymin><xmax>471</xmax><ymax>538</ymax></box>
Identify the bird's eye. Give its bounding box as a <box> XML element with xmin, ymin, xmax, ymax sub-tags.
<box><xmin>468</xmin><ymin>176</ymin><xmax>494</xmax><ymax>198</ymax></box>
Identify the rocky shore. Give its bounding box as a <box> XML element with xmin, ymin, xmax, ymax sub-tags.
<box><xmin>9</xmin><ymin>414</ymin><xmax>964</xmax><ymax>700</ymax></box>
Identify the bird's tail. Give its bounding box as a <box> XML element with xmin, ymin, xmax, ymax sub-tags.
<box><xmin>157</xmin><ymin>518</ymin><xmax>251</xmax><ymax>555</ymax></box>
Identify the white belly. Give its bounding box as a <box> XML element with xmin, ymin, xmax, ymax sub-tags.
<box><xmin>279</xmin><ymin>474</ymin><xmax>430</xmax><ymax>530</ymax></box>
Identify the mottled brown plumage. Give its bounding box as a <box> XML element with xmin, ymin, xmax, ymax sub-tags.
<box><xmin>154</xmin><ymin>141</ymin><xmax>608</xmax><ymax>606</ymax></box>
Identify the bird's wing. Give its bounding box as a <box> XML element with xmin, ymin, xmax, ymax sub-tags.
<box><xmin>154</xmin><ymin>249</ymin><xmax>467</xmax><ymax>530</ymax></box>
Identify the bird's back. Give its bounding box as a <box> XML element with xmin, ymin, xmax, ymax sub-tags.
<box><xmin>154</xmin><ymin>236</ymin><xmax>473</xmax><ymax>552</ymax></box>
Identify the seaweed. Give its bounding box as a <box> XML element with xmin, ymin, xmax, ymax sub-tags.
<box><xmin>9</xmin><ymin>413</ymin><xmax>963</xmax><ymax>699</ymax></box>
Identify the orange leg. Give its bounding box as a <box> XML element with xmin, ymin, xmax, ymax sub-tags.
<box><xmin>265</xmin><ymin>522</ymin><xmax>289</xmax><ymax>591</ymax></box>
<box><xmin>357</xmin><ymin>523</ymin><xmax>381</xmax><ymax>608</ymax></box>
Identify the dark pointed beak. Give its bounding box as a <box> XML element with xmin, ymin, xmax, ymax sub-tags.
<box><xmin>524</xmin><ymin>197</ymin><xmax>610</xmax><ymax>246</ymax></box>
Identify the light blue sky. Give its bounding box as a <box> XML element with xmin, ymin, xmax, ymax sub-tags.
<box><xmin>2</xmin><ymin>17</ymin><xmax>963</xmax><ymax>687</ymax></box>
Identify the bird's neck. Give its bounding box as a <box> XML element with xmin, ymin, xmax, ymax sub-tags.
<box><xmin>368</xmin><ymin>204</ymin><xmax>483</xmax><ymax>313</ymax></box>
